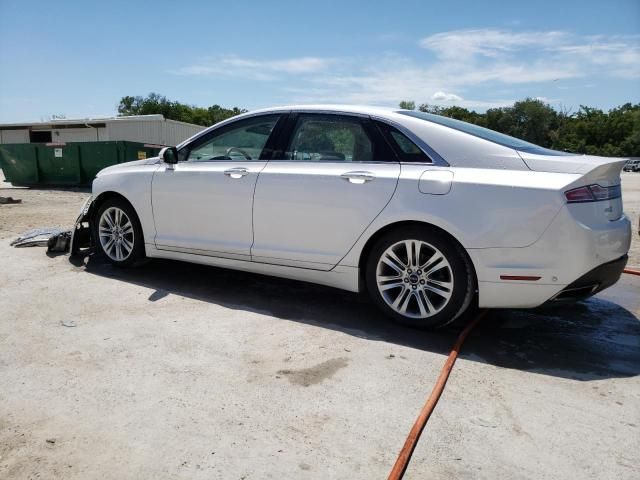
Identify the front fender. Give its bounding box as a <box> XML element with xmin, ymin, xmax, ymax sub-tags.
<box><xmin>91</xmin><ymin>163</ymin><xmax>159</xmax><ymax>248</ymax></box>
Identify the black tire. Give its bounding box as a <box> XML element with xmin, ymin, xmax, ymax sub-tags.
<box><xmin>93</xmin><ymin>197</ymin><xmax>145</xmax><ymax>267</ymax></box>
<box><xmin>365</xmin><ymin>226</ymin><xmax>475</xmax><ymax>329</ymax></box>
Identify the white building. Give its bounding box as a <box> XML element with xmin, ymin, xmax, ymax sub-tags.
<box><xmin>0</xmin><ymin>115</ymin><xmax>205</xmax><ymax>146</ymax></box>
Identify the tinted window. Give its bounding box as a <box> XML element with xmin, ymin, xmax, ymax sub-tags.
<box><xmin>376</xmin><ymin>121</ymin><xmax>432</xmax><ymax>163</ymax></box>
<box><xmin>185</xmin><ymin>115</ymin><xmax>280</xmax><ymax>162</ymax></box>
<box><xmin>391</xmin><ymin>130</ymin><xmax>422</xmax><ymax>154</ymax></box>
<box><xmin>285</xmin><ymin>115</ymin><xmax>373</xmax><ymax>162</ymax></box>
<box><xmin>398</xmin><ymin>110</ymin><xmax>570</xmax><ymax>156</ymax></box>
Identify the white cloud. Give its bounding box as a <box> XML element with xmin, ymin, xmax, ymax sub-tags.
<box><xmin>173</xmin><ymin>55</ymin><xmax>335</xmax><ymax>80</ymax></box>
<box><xmin>419</xmin><ymin>29</ymin><xmax>568</xmax><ymax>59</ymax></box>
<box><xmin>171</xmin><ymin>30</ymin><xmax>640</xmax><ymax>108</ymax></box>
<box><xmin>431</xmin><ymin>91</ymin><xmax>463</xmax><ymax>102</ymax></box>
<box><xmin>419</xmin><ymin>29</ymin><xmax>640</xmax><ymax>80</ymax></box>
<box><xmin>555</xmin><ymin>36</ymin><xmax>640</xmax><ymax>78</ymax></box>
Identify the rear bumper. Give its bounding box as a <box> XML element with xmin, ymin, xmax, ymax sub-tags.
<box><xmin>470</xmin><ymin>205</ymin><xmax>631</xmax><ymax>308</ymax></box>
<box><xmin>548</xmin><ymin>254</ymin><xmax>628</xmax><ymax>301</ymax></box>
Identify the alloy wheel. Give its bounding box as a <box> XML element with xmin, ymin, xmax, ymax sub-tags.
<box><xmin>375</xmin><ymin>239</ymin><xmax>454</xmax><ymax>319</ymax></box>
<box><xmin>98</xmin><ymin>206</ymin><xmax>135</xmax><ymax>262</ymax></box>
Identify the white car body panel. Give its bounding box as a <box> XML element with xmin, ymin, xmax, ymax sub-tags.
<box><xmin>90</xmin><ymin>105</ymin><xmax>631</xmax><ymax>310</ymax></box>
<box><xmin>92</xmin><ymin>159</ymin><xmax>159</xmax><ymax>250</ymax></box>
<box><xmin>252</xmin><ymin>161</ymin><xmax>400</xmax><ymax>270</ymax></box>
<box><xmin>151</xmin><ymin>160</ymin><xmax>266</xmax><ymax>259</ymax></box>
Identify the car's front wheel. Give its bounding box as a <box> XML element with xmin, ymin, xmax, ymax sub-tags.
<box><xmin>93</xmin><ymin>198</ymin><xmax>144</xmax><ymax>267</ymax></box>
<box><xmin>366</xmin><ymin>227</ymin><xmax>475</xmax><ymax>329</ymax></box>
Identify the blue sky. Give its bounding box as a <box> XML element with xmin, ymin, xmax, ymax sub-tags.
<box><xmin>0</xmin><ymin>0</ymin><xmax>638</xmax><ymax>122</ymax></box>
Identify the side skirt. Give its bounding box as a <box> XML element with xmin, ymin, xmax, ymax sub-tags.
<box><xmin>144</xmin><ymin>243</ymin><xmax>360</xmax><ymax>293</ymax></box>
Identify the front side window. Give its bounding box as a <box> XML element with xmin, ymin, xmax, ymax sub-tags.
<box><xmin>285</xmin><ymin>115</ymin><xmax>373</xmax><ymax>162</ymax></box>
<box><xmin>185</xmin><ymin>115</ymin><xmax>280</xmax><ymax>162</ymax></box>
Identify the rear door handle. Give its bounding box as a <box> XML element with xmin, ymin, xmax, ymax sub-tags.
<box><xmin>340</xmin><ymin>171</ymin><xmax>375</xmax><ymax>184</ymax></box>
<box><xmin>224</xmin><ymin>167</ymin><xmax>249</xmax><ymax>179</ymax></box>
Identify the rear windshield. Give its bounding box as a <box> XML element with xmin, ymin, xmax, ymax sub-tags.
<box><xmin>397</xmin><ymin>110</ymin><xmax>570</xmax><ymax>156</ymax></box>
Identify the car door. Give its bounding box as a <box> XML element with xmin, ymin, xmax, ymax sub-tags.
<box><xmin>251</xmin><ymin>112</ymin><xmax>401</xmax><ymax>270</ymax></box>
<box><xmin>151</xmin><ymin>113</ymin><xmax>284</xmax><ymax>258</ymax></box>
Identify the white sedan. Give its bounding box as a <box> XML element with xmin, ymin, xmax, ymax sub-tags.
<box><xmin>81</xmin><ymin>105</ymin><xmax>631</xmax><ymax>328</ymax></box>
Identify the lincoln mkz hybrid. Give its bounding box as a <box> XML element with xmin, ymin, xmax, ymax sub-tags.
<box><xmin>74</xmin><ymin>106</ymin><xmax>632</xmax><ymax>328</ymax></box>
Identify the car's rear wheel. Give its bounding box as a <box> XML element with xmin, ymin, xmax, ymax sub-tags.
<box><xmin>366</xmin><ymin>226</ymin><xmax>474</xmax><ymax>329</ymax></box>
<box><xmin>93</xmin><ymin>198</ymin><xmax>144</xmax><ymax>267</ymax></box>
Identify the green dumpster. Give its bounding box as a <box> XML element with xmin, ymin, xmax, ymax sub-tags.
<box><xmin>0</xmin><ymin>141</ymin><xmax>162</xmax><ymax>187</ymax></box>
<box><xmin>0</xmin><ymin>144</ymin><xmax>40</xmax><ymax>185</ymax></box>
<box><xmin>79</xmin><ymin>142</ymin><xmax>125</xmax><ymax>184</ymax></box>
<box><xmin>38</xmin><ymin>144</ymin><xmax>81</xmax><ymax>185</ymax></box>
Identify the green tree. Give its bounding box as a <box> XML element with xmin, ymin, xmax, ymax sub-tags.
<box><xmin>398</xmin><ymin>100</ymin><xmax>416</xmax><ymax>110</ymax></box>
<box><xmin>118</xmin><ymin>94</ymin><xmax>640</xmax><ymax>156</ymax></box>
<box><xmin>117</xmin><ymin>93</ymin><xmax>247</xmax><ymax>126</ymax></box>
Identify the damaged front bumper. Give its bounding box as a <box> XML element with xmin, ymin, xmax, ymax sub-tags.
<box><xmin>69</xmin><ymin>196</ymin><xmax>95</xmax><ymax>255</ymax></box>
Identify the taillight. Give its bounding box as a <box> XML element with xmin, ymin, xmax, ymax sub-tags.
<box><xmin>565</xmin><ymin>184</ymin><xmax>621</xmax><ymax>203</ymax></box>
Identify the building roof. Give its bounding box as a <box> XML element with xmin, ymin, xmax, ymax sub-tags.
<box><xmin>0</xmin><ymin>115</ymin><xmax>199</xmax><ymax>130</ymax></box>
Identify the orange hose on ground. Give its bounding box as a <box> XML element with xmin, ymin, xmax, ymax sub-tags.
<box><xmin>388</xmin><ymin>310</ymin><xmax>488</xmax><ymax>480</ymax></box>
<box><xmin>389</xmin><ymin>268</ymin><xmax>636</xmax><ymax>478</ymax></box>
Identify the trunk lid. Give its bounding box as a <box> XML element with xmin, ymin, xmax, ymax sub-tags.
<box><xmin>518</xmin><ymin>152</ymin><xmax>626</xmax><ymax>179</ymax></box>
<box><xmin>518</xmin><ymin>152</ymin><xmax>625</xmax><ymax>222</ymax></box>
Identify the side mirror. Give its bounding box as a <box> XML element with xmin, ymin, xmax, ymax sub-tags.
<box><xmin>159</xmin><ymin>146</ymin><xmax>178</xmax><ymax>164</ymax></box>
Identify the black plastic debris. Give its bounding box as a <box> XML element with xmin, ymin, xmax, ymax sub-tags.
<box><xmin>47</xmin><ymin>231</ymin><xmax>72</xmax><ymax>253</ymax></box>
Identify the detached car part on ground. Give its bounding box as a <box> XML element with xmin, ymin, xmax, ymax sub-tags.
<box><xmin>72</xmin><ymin>105</ymin><xmax>632</xmax><ymax>329</ymax></box>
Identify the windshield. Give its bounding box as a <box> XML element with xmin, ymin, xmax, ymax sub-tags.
<box><xmin>397</xmin><ymin>110</ymin><xmax>570</xmax><ymax>156</ymax></box>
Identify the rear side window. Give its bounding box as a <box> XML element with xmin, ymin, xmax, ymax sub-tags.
<box><xmin>285</xmin><ymin>115</ymin><xmax>373</xmax><ymax>162</ymax></box>
<box><xmin>279</xmin><ymin>113</ymin><xmax>398</xmax><ymax>162</ymax></box>
<box><xmin>390</xmin><ymin>130</ymin><xmax>423</xmax><ymax>154</ymax></box>
<box><xmin>376</xmin><ymin>121</ymin><xmax>432</xmax><ymax>163</ymax></box>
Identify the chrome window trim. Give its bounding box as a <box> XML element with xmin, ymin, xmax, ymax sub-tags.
<box><xmin>288</xmin><ymin>109</ymin><xmax>369</xmax><ymax>118</ymax></box>
<box><xmin>184</xmin><ymin>158</ymin><xmax>268</xmax><ymax>164</ymax></box>
<box><xmin>178</xmin><ymin>109</ymin><xmax>449</xmax><ymax>167</ymax></box>
<box><xmin>260</xmin><ymin>159</ymin><xmax>399</xmax><ymax>164</ymax></box>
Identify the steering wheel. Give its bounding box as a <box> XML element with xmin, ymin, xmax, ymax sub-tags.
<box><xmin>226</xmin><ymin>147</ymin><xmax>252</xmax><ymax>160</ymax></box>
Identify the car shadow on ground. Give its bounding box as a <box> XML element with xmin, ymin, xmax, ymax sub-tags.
<box><xmin>74</xmin><ymin>253</ymin><xmax>640</xmax><ymax>382</ymax></box>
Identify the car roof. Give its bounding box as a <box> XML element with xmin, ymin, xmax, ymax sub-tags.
<box><xmin>241</xmin><ymin>104</ymin><xmax>403</xmax><ymax>119</ymax></box>
<box><xmin>176</xmin><ymin>105</ymin><xmax>409</xmax><ymax>149</ymax></box>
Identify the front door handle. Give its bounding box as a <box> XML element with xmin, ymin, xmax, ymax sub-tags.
<box><xmin>224</xmin><ymin>167</ymin><xmax>250</xmax><ymax>179</ymax></box>
<box><xmin>340</xmin><ymin>171</ymin><xmax>375</xmax><ymax>184</ymax></box>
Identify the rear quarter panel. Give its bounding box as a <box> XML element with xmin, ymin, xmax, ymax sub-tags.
<box><xmin>338</xmin><ymin>164</ymin><xmax>580</xmax><ymax>267</ymax></box>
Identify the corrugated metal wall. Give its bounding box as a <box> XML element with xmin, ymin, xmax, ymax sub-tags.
<box><xmin>0</xmin><ymin>118</ymin><xmax>204</xmax><ymax>146</ymax></box>
<box><xmin>106</xmin><ymin>119</ymin><xmax>164</xmax><ymax>144</ymax></box>
<box><xmin>0</xmin><ymin>129</ymin><xmax>29</xmax><ymax>143</ymax></box>
<box><xmin>51</xmin><ymin>127</ymin><xmax>107</xmax><ymax>142</ymax></box>
<box><xmin>163</xmin><ymin>120</ymin><xmax>205</xmax><ymax>145</ymax></box>
<box><xmin>105</xmin><ymin>119</ymin><xmax>204</xmax><ymax>145</ymax></box>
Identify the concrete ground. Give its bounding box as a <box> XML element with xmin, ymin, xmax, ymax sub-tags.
<box><xmin>0</xmin><ymin>171</ymin><xmax>639</xmax><ymax>479</ymax></box>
